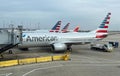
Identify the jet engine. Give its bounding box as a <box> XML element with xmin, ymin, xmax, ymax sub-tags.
<box><xmin>51</xmin><ymin>43</ymin><xmax>67</xmax><ymax>52</ymax></box>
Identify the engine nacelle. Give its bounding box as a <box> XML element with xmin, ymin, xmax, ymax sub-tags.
<box><xmin>51</xmin><ymin>43</ymin><xmax>67</xmax><ymax>52</ymax></box>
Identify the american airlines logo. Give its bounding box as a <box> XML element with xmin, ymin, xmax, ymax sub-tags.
<box><xmin>22</xmin><ymin>34</ymin><xmax>26</xmax><ymax>37</ymax></box>
<box><xmin>24</xmin><ymin>35</ymin><xmax>58</xmax><ymax>42</ymax></box>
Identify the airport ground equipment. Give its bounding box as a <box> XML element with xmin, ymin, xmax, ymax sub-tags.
<box><xmin>90</xmin><ymin>42</ymin><xmax>113</xmax><ymax>52</ymax></box>
<box><xmin>109</xmin><ymin>42</ymin><xmax>119</xmax><ymax>48</ymax></box>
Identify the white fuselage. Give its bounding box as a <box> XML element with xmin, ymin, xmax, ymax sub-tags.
<box><xmin>18</xmin><ymin>32</ymin><xmax>96</xmax><ymax>48</ymax></box>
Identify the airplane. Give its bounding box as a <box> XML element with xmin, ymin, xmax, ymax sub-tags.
<box><xmin>49</xmin><ymin>21</ymin><xmax>61</xmax><ymax>32</ymax></box>
<box><xmin>18</xmin><ymin>13</ymin><xmax>111</xmax><ymax>52</ymax></box>
<box><xmin>63</xmin><ymin>26</ymin><xmax>80</xmax><ymax>33</ymax></box>
<box><xmin>73</xmin><ymin>26</ymin><xmax>80</xmax><ymax>32</ymax></box>
<box><xmin>24</xmin><ymin>21</ymin><xmax>79</xmax><ymax>33</ymax></box>
<box><xmin>61</xmin><ymin>23</ymin><xmax>70</xmax><ymax>33</ymax></box>
<box><xmin>24</xmin><ymin>21</ymin><xmax>62</xmax><ymax>33</ymax></box>
<box><xmin>61</xmin><ymin>23</ymin><xmax>80</xmax><ymax>33</ymax></box>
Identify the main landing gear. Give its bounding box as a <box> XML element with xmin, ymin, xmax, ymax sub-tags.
<box><xmin>67</xmin><ymin>46</ymin><xmax>72</xmax><ymax>52</ymax></box>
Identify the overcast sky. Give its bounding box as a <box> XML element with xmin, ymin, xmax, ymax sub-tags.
<box><xmin>0</xmin><ymin>0</ymin><xmax>119</xmax><ymax>30</ymax></box>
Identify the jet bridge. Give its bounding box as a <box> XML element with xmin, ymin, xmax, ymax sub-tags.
<box><xmin>0</xmin><ymin>29</ymin><xmax>11</xmax><ymax>45</ymax></box>
<box><xmin>0</xmin><ymin>26</ymin><xmax>23</xmax><ymax>54</ymax></box>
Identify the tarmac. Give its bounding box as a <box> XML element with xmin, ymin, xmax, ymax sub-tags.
<box><xmin>0</xmin><ymin>32</ymin><xmax>120</xmax><ymax>76</ymax></box>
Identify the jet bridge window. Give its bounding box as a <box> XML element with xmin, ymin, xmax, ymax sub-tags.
<box><xmin>17</xmin><ymin>35</ymin><xmax>19</xmax><ymax>38</ymax></box>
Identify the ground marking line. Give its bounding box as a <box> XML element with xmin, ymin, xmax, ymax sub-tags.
<box><xmin>0</xmin><ymin>73</ymin><xmax>13</xmax><ymax>76</ymax></box>
<box><xmin>22</xmin><ymin>65</ymin><xmax>63</xmax><ymax>76</ymax></box>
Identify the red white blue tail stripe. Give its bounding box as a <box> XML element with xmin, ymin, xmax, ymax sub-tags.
<box><xmin>49</xmin><ymin>21</ymin><xmax>61</xmax><ymax>32</ymax></box>
<box><xmin>62</xmin><ymin>23</ymin><xmax>70</xmax><ymax>33</ymax></box>
<box><xmin>96</xmin><ymin>13</ymin><xmax>111</xmax><ymax>39</ymax></box>
<box><xmin>73</xmin><ymin>26</ymin><xmax>80</xmax><ymax>32</ymax></box>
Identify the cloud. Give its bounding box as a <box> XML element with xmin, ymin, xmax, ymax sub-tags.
<box><xmin>0</xmin><ymin>0</ymin><xmax>119</xmax><ymax>30</ymax></box>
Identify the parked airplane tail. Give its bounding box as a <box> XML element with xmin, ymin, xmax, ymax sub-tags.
<box><xmin>62</xmin><ymin>23</ymin><xmax>70</xmax><ymax>33</ymax></box>
<box><xmin>49</xmin><ymin>21</ymin><xmax>61</xmax><ymax>32</ymax></box>
<box><xmin>95</xmin><ymin>12</ymin><xmax>111</xmax><ymax>39</ymax></box>
<box><xmin>73</xmin><ymin>26</ymin><xmax>80</xmax><ymax>32</ymax></box>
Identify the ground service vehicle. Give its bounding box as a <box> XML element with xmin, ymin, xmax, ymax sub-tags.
<box><xmin>90</xmin><ymin>43</ymin><xmax>113</xmax><ymax>52</ymax></box>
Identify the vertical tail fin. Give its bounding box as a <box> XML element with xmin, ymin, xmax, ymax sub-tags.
<box><xmin>49</xmin><ymin>21</ymin><xmax>61</xmax><ymax>32</ymax></box>
<box><xmin>61</xmin><ymin>23</ymin><xmax>70</xmax><ymax>33</ymax></box>
<box><xmin>95</xmin><ymin>12</ymin><xmax>111</xmax><ymax>39</ymax></box>
<box><xmin>73</xmin><ymin>26</ymin><xmax>80</xmax><ymax>32</ymax></box>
